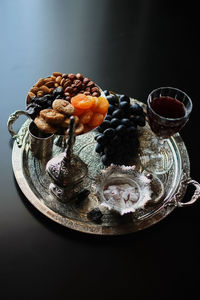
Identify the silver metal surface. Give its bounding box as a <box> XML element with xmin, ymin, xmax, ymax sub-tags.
<box><xmin>46</xmin><ymin>116</ymin><xmax>88</xmax><ymax>202</ymax></box>
<box><xmin>9</xmin><ymin>100</ymin><xmax>200</xmax><ymax>235</ymax></box>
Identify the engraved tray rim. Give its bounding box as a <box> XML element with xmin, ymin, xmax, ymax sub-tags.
<box><xmin>11</xmin><ymin>118</ymin><xmax>191</xmax><ymax>235</ymax></box>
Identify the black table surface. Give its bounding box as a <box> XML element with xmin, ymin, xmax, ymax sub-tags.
<box><xmin>1</xmin><ymin>1</ymin><xmax>200</xmax><ymax>299</ymax></box>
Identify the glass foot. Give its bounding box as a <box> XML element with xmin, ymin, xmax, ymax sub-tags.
<box><xmin>139</xmin><ymin>140</ymin><xmax>173</xmax><ymax>175</ymax></box>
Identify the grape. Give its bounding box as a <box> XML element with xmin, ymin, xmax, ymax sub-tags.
<box><xmin>115</xmin><ymin>124</ymin><xmax>126</xmax><ymax>135</ymax></box>
<box><xmin>112</xmin><ymin>135</ymin><xmax>121</xmax><ymax>146</ymax></box>
<box><xmin>130</xmin><ymin>103</ymin><xmax>143</xmax><ymax>115</ymax></box>
<box><xmin>94</xmin><ymin>133</ymin><xmax>101</xmax><ymax>140</ymax></box>
<box><xmin>135</xmin><ymin>114</ymin><xmax>146</xmax><ymax>127</ymax></box>
<box><xmin>97</xmin><ymin>126</ymin><xmax>103</xmax><ymax>133</ymax></box>
<box><xmin>105</xmin><ymin>114</ymin><xmax>112</xmax><ymax>121</ymax></box>
<box><xmin>101</xmin><ymin>154</ymin><xmax>111</xmax><ymax>166</ymax></box>
<box><xmin>96</xmin><ymin>134</ymin><xmax>107</xmax><ymax>145</ymax></box>
<box><xmin>119</xmin><ymin>95</ymin><xmax>130</xmax><ymax>104</ymax></box>
<box><xmin>104</xmin><ymin>128</ymin><xmax>115</xmax><ymax>138</ymax></box>
<box><xmin>104</xmin><ymin>146</ymin><xmax>115</xmax><ymax>155</ymax></box>
<box><xmin>108</xmin><ymin>104</ymin><xmax>115</xmax><ymax>115</ymax></box>
<box><xmin>99</xmin><ymin>120</ymin><xmax>111</xmax><ymax>131</ymax></box>
<box><xmin>112</xmin><ymin>109</ymin><xmax>124</xmax><ymax>119</ymax></box>
<box><xmin>110</xmin><ymin>118</ymin><xmax>120</xmax><ymax>128</ymax></box>
<box><xmin>123</xmin><ymin>110</ymin><xmax>131</xmax><ymax>119</ymax></box>
<box><xmin>121</xmin><ymin>118</ymin><xmax>131</xmax><ymax>127</ymax></box>
<box><xmin>106</xmin><ymin>94</ymin><xmax>118</xmax><ymax>106</ymax></box>
<box><xmin>129</xmin><ymin>116</ymin><xmax>137</xmax><ymax>126</ymax></box>
<box><xmin>119</xmin><ymin>101</ymin><xmax>130</xmax><ymax>111</ymax></box>
<box><xmin>127</xmin><ymin>126</ymin><xmax>137</xmax><ymax>138</ymax></box>
<box><xmin>129</xmin><ymin>138</ymin><xmax>139</xmax><ymax>149</ymax></box>
<box><xmin>95</xmin><ymin>143</ymin><xmax>104</xmax><ymax>153</ymax></box>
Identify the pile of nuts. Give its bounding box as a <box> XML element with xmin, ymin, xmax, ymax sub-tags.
<box><xmin>27</xmin><ymin>72</ymin><xmax>101</xmax><ymax>104</ymax></box>
<box><xmin>26</xmin><ymin>72</ymin><xmax>107</xmax><ymax>135</ymax></box>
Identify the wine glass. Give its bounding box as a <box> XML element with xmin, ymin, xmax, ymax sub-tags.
<box><xmin>140</xmin><ymin>87</ymin><xmax>192</xmax><ymax>174</ymax></box>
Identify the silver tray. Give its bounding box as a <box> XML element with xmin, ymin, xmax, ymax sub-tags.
<box><xmin>8</xmin><ymin>100</ymin><xmax>200</xmax><ymax>235</ymax></box>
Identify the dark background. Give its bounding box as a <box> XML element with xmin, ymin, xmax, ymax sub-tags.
<box><xmin>0</xmin><ymin>1</ymin><xmax>200</xmax><ymax>299</ymax></box>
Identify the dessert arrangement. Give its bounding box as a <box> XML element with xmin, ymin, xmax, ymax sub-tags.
<box><xmin>7</xmin><ymin>73</ymin><xmax>200</xmax><ymax>235</ymax></box>
<box><xmin>92</xmin><ymin>164</ymin><xmax>164</xmax><ymax>216</ymax></box>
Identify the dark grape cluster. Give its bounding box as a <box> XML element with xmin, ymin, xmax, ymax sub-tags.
<box><xmin>95</xmin><ymin>90</ymin><xmax>146</xmax><ymax>166</ymax></box>
<box><xmin>26</xmin><ymin>87</ymin><xmax>65</xmax><ymax>119</ymax></box>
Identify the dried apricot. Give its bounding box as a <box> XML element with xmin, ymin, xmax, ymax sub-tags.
<box><xmin>71</xmin><ymin>94</ymin><xmax>95</xmax><ymax>110</ymax></box>
<box><xmin>79</xmin><ymin>110</ymin><xmax>93</xmax><ymax>124</ymax></box>
<box><xmin>87</xmin><ymin>112</ymin><xmax>104</xmax><ymax>127</ymax></box>
<box><xmin>83</xmin><ymin>124</ymin><xmax>91</xmax><ymax>133</ymax></box>
<box><xmin>75</xmin><ymin>123</ymin><xmax>84</xmax><ymax>135</ymax></box>
<box><xmin>73</xmin><ymin>107</ymin><xmax>85</xmax><ymax>116</ymax></box>
<box><xmin>92</xmin><ymin>96</ymin><xmax>109</xmax><ymax>114</ymax></box>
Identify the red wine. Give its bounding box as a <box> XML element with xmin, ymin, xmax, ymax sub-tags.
<box><xmin>150</xmin><ymin>96</ymin><xmax>186</xmax><ymax>118</ymax></box>
<box><xmin>148</xmin><ymin>96</ymin><xmax>188</xmax><ymax>138</ymax></box>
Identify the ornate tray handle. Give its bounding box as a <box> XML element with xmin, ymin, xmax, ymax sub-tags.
<box><xmin>7</xmin><ymin>110</ymin><xmax>30</xmax><ymax>147</ymax></box>
<box><xmin>177</xmin><ymin>178</ymin><xmax>200</xmax><ymax>207</ymax></box>
<box><xmin>166</xmin><ymin>173</ymin><xmax>200</xmax><ymax>208</ymax></box>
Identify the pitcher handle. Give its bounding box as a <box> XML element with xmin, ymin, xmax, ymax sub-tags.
<box><xmin>7</xmin><ymin>110</ymin><xmax>30</xmax><ymax>147</ymax></box>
